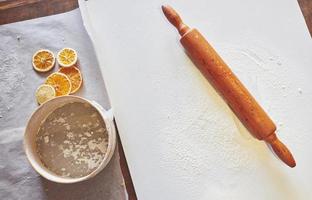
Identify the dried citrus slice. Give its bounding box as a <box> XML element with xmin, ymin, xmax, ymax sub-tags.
<box><xmin>32</xmin><ymin>49</ymin><xmax>55</xmax><ymax>72</ymax></box>
<box><xmin>35</xmin><ymin>84</ymin><xmax>56</xmax><ymax>105</ymax></box>
<box><xmin>45</xmin><ymin>72</ymin><xmax>72</xmax><ymax>96</ymax></box>
<box><xmin>59</xmin><ymin>66</ymin><xmax>83</xmax><ymax>94</ymax></box>
<box><xmin>57</xmin><ymin>48</ymin><xmax>78</xmax><ymax>67</ymax></box>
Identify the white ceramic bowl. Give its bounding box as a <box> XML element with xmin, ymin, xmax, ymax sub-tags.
<box><xmin>24</xmin><ymin>95</ymin><xmax>116</xmax><ymax>183</ymax></box>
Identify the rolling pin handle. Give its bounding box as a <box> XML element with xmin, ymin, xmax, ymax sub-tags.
<box><xmin>266</xmin><ymin>133</ymin><xmax>296</xmax><ymax>168</ymax></box>
<box><xmin>162</xmin><ymin>5</ymin><xmax>190</xmax><ymax>36</ymax></box>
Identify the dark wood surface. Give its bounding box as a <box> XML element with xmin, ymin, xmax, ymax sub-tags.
<box><xmin>1</xmin><ymin>0</ymin><xmax>312</xmax><ymax>37</ymax></box>
<box><xmin>298</xmin><ymin>0</ymin><xmax>312</xmax><ymax>36</ymax></box>
<box><xmin>0</xmin><ymin>0</ymin><xmax>79</xmax><ymax>24</ymax></box>
<box><xmin>117</xmin><ymin>127</ymin><xmax>137</xmax><ymax>200</ymax></box>
<box><xmin>0</xmin><ymin>0</ymin><xmax>310</xmax><ymax>199</ymax></box>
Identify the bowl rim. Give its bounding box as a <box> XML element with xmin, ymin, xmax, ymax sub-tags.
<box><xmin>23</xmin><ymin>95</ymin><xmax>116</xmax><ymax>184</ymax></box>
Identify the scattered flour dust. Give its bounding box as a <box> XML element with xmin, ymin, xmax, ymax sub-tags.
<box><xmin>36</xmin><ymin>102</ymin><xmax>109</xmax><ymax>178</ymax></box>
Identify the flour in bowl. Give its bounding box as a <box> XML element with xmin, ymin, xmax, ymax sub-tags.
<box><xmin>36</xmin><ymin>102</ymin><xmax>109</xmax><ymax>178</ymax></box>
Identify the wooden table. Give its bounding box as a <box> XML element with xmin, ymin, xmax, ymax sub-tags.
<box><xmin>0</xmin><ymin>0</ymin><xmax>310</xmax><ymax>199</ymax></box>
<box><xmin>1</xmin><ymin>0</ymin><xmax>312</xmax><ymax>36</ymax></box>
<box><xmin>298</xmin><ymin>0</ymin><xmax>312</xmax><ymax>36</ymax></box>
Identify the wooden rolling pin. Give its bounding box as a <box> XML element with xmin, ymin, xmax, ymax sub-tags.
<box><xmin>162</xmin><ymin>5</ymin><xmax>296</xmax><ymax>167</ymax></box>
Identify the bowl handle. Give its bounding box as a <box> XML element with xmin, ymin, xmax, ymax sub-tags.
<box><xmin>90</xmin><ymin>101</ymin><xmax>114</xmax><ymax>122</ymax></box>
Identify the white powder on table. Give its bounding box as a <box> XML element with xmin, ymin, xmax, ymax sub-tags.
<box><xmin>36</xmin><ymin>102</ymin><xmax>109</xmax><ymax>178</ymax></box>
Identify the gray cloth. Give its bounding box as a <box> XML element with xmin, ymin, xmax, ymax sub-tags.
<box><xmin>0</xmin><ymin>9</ymin><xmax>127</xmax><ymax>200</ymax></box>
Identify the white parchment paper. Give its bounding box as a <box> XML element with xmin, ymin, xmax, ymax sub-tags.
<box><xmin>0</xmin><ymin>9</ymin><xmax>127</xmax><ymax>200</ymax></box>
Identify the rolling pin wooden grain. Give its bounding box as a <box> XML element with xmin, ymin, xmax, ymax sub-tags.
<box><xmin>162</xmin><ymin>5</ymin><xmax>296</xmax><ymax>167</ymax></box>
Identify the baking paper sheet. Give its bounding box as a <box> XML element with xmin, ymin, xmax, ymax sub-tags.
<box><xmin>80</xmin><ymin>0</ymin><xmax>312</xmax><ymax>199</ymax></box>
<box><xmin>0</xmin><ymin>9</ymin><xmax>127</xmax><ymax>200</ymax></box>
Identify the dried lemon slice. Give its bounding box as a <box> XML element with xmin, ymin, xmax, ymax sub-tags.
<box><xmin>35</xmin><ymin>84</ymin><xmax>56</xmax><ymax>105</ymax></box>
<box><xmin>57</xmin><ymin>48</ymin><xmax>78</xmax><ymax>67</ymax></box>
<box><xmin>59</xmin><ymin>66</ymin><xmax>83</xmax><ymax>94</ymax></box>
<box><xmin>32</xmin><ymin>49</ymin><xmax>55</xmax><ymax>72</ymax></box>
<box><xmin>45</xmin><ymin>72</ymin><xmax>72</xmax><ymax>96</ymax></box>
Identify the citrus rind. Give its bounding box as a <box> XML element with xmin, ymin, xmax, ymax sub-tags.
<box><xmin>35</xmin><ymin>84</ymin><xmax>56</xmax><ymax>105</ymax></box>
<box><xmin>58</xmin><ymin>66</ymin><xmax>83</xmax><ymax>94</ymax></box>
<box><xmin>45</xmin><ymin>72</ymin><xmax>72</xmax><ymax>96</ymax></box>
<box><xmin>32</xmin><ymin>49</ymin><xmax>55</xmax><ymax>72</ymax></box>
<box><xmin>57</xmin><ymin>47</ymin><xmax>78</xmax><ymax>67</ymax></box>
